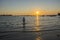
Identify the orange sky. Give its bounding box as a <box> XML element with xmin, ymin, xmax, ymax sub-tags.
<box><xmin>0</xmin><ymin>0</ymin><xmax>60</xmax><ymax>15</ymax></box>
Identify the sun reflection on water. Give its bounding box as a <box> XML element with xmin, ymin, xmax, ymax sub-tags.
<box><xmin>36</xmin><ymin>15</ymin><xmax>39</xmax><ymax>26</ymax></box>
<box><xmin>34</xmin><ymin>11</ymin><xmax>40</xmax><ymax>31</ymax></box>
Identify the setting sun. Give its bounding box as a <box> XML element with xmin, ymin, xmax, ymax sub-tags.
<box><xmin>35</xmin><ymin>11</ymin><xmax>40</xmax><ymax>16</ymax></box>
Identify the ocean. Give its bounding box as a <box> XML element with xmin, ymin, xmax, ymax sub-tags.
<box><xmin>0</xmin><ymin>16</ymin><xmax>60</xmax><ymax>31</ymax></box>
<box><xmin>0</xmin><ymin>16</ymin><xmax>60</xmax><ymax>40</ymax></box>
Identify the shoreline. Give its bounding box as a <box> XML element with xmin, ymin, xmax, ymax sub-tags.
<box><xmin>0</xmin><ymin>28</ymin><xmax>60</xmax><ymax>33</ymax></box>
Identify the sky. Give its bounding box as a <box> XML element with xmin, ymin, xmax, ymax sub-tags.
<box><xmin>0</xmin><ymin>0</ymin><xmax>60</xmax><ymax>15</ymax></box>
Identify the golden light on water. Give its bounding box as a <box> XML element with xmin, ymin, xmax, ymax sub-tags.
<box><xmin>36</xmin><ymin>11</ymin><xmax>40</xmax><ymax>26</ymax></box>
<box><xmin>35</xmin><ymin>11</ymin><xmax>42</xmax><ymax>40</ymax></box>
<box><xmin>36</xmin><ymin>15</ymin><xmax>39</xmax><ymax>26</ymax></box>
<box><xmin>34</xmin><ymin>11</ymin><xmax>40</xmax><ymax>31</ymax></box>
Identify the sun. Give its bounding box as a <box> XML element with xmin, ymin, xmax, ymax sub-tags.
<box><xmin>36</xmin><ymin>11</ymin><xmax>39</xmax><ymax>15</ymax></box>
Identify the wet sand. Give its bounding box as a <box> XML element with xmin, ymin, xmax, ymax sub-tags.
<box><xmin>0</xmin><ymin>30</ymin><xmax>60</xmax><ymax>40</ymax></box>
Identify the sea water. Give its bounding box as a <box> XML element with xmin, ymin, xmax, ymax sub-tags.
<box><xmin>0</xmin><ymin>16</ymin><xmax>60</xmax><ymax>31</ymax></box>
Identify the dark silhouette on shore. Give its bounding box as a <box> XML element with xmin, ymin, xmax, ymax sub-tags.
<box><xmin>22</xmin><ymin>17</ymin><xmax>25</xmax><ymax>29</ymax></box>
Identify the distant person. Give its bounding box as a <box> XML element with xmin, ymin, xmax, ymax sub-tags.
<box><xmin>22</xmin><ymin>17</ymin><xmax>25</xmax><ymax>28</ymax></box>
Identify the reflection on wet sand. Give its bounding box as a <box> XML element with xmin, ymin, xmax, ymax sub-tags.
<box><xmin>35</xmin><ymin>32</ymin><xmax>42</xmax><ymax>40</ymax></box>
<box><xmin>36</xmin><ymin>36</ymin><xmax>41</xmax><ymax>40</ymax></box>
